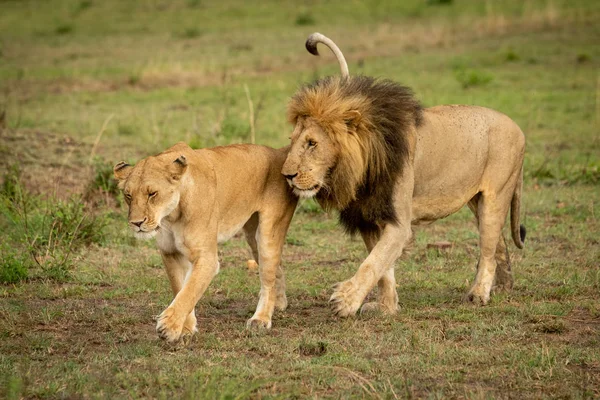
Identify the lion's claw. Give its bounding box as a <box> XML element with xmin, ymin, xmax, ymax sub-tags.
<box><xmin>329</xmin><ymin>280</ymin><xmax>363</xmax><ymax>317</ymax></box>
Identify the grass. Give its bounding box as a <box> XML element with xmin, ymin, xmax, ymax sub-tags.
<box><xmin>0</xmin><ymin>0</ymin><xmax>599</xmax><ymax>398</ymax></box>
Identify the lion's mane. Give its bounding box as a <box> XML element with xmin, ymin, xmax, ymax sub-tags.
<box><xmin>288</xmin><ymin>75</ymin><xmax>423</xmax><ymax>234</ymax></box>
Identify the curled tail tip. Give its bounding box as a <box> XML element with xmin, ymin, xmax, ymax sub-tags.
<box><xmin>515</xmin><ymin>224</ymin><xmax>526</xmax><ymax>249</ymax></box>
<box><xmin>305</xmin><ymin>32</ymin><xmax>323</xmax><ymax>56</ymax></box>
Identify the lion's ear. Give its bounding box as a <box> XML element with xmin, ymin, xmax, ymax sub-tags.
<box><xmin>169</xmin><ymin>155</ymin><xmax>187</xmax><ymax>182</ymax></box>
<box><xmin>113</xmin><ymin>161</ymin><xmax>133</xmax><ymax>189</ymax></box>
<box><xmin>344</xmin><ymin>110</ymin><xmax>362</xmax><ymax>130</ymax></box>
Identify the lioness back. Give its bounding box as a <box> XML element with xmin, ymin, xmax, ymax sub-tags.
<box><xmin>197</xmin><ymin>144</ymin><xmax>293</xmax><ymax>222</ymax></box>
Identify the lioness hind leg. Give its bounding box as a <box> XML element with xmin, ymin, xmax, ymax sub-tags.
<box><xmin>359</xmin><ymin>230</ymin><xmax>399</xmax><ymax>314</ymax></box>
<box><xmin>465</xmin><ymin>189</ymin><xmax>514</xmax><ymax>305</ymax></box>
<box><xmin>467</xmin><ymin>197</ymin><xmax>513</xmax><ymax>291</ymax></box>
<box><xmin>243</xmin><ymin>212</ymin><xmax>260</xmax><ymax>263</ymax></box>
<box><xmin>246</xmin><ymin>208</ymin><xmax>295</xmax><ymax>330</ymax></box>
<box><xmin>244</xmin><ymin>214</ymin><xmax>287</xmax><ymax>313</ymax></box>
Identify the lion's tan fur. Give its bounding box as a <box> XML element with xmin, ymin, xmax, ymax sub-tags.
<box><xmin>282</xmin><ymin>33</ymin><xmax>525</xmax><ymax>315</ymax></box>
<box><xmin>289</xmin><ymin>81</ymin><xmax>378</xmax><ymax>209</ymax></box>
<box><xmin>115</xmin><ymin>142</ymin><xmax>298</xmax><ymax>342</ymax></box>
<box><xmin>286</xmin><ymin>76</ymin><xmax>422</xmax><ymax>233</ymax></box>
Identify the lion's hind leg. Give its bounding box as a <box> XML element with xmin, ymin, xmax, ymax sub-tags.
<box><xmin>467</xmin><ymin>196</ymin><xmax>514</xmax><ymax>292</ymax></box>
<box><xmin>465</xmin><ymin>187</ymin><xmax>515</xmax><ymax>305</ymax></box>
<box><xmin>246</xmin><ymin>206</ymin><xmax>295</xmax><ymax>330</ymax></box>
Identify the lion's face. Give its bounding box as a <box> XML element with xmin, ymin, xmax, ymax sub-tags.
<box><xmin>113</xmin><ymin>155</ymin><xmax>187</xmax><ymax>239</ymax></box>
<box><xmin>281</xmin><ymin>118</ymin><xmax>338</xmax><ymax>198</ymax></box>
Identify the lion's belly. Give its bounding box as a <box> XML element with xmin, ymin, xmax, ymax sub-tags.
<box><xmin>411</xmin><ymin>106</ymin><xmax>492</xmax><ymax>222</ymax></box>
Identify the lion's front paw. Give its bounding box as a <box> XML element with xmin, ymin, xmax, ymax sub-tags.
<box><xmin>330</xmin><ymin>280</ymin><xmax>364</xmax><ymax>317</ymax></box>
<box><xmin>156</xmin><ymin>307</ymin><xmax>185</xmax><ymax>343</ymax></box>
<box><xmin>246</xmin><ymin>317</ymin><xmax>272</xmax><ymax>331</ymax></box>
<box><xmin>464</xmin><ymin>285</ymin><xmax>491</xmax><ymax>306</ymax></box>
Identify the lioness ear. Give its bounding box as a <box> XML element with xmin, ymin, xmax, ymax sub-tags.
<box><xmin>169</xmin><ymin>155</ymin><xmax>187</xmax><ymax>182</ymax></box>
<box><xmin>113</xmin><ymin>161</ymin><xmax>133</xmax><ymax>189</ymax></box>
<box><xmin>344</xmin><ymin>110</ymin><xmax>362</xmax><ymax>129</ymax></box>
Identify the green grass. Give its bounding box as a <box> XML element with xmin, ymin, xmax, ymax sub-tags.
<box><xmin>1</xmin><ymin>0</ymin><xmax>599</xmax><ymax>398</ymax></box>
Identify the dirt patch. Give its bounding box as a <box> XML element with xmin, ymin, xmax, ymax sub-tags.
<box><xmin>0</xmin><ymin>129</ymin><xmax>93</xmax><ymax>199</ymax></box>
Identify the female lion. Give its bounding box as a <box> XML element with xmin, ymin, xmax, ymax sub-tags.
<box><xmin>114</xmin><ymin>142</ymin><xmax>298</xmax><ymax>343</ymax></box>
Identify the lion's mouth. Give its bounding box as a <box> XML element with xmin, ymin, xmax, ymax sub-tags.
<box><xmin>292</xmin><ymin>184</ymin><xmax>321</xmax><ymax>198</ymax></box>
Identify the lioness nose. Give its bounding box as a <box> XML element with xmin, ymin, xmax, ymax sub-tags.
<box><xmin>283</xmin><ymin>173</ymin><xmax>298</xmax><ymax>180</ymax></box>
<box><xmin>131</xmin><ymin>219</ymin><xmax>146</xmax><ymax>228</ymax></box>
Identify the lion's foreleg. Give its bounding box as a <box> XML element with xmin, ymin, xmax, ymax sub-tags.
<box><xmin>331</xmin><ymin>223</ymin><xmax>409</xmax><ymax>317</ymax></box>
<box><xmin>161</xmin><ymin>252</ymin><xmax>197</xmax><ymax>336</ymax></box>
<box><xmin>359</xmin><ymin>230</ymin><xmax>399</xmax><ymax>314</ymax></box>
<box><xmin>156</xmin><ymin>246</ymin><xmax>219</xmax><ymax>343</ymax></box>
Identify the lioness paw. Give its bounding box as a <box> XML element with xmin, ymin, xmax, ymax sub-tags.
<box><xmin>156</xmin><ymin>307</ymin><xmax>185</xmax><ymax>343</ymax></box>
<box><xmin>330</xmin><ymin>280</ymin><xmax>363</xmax><ymax>317</ymax></box>
<box><xmin>246</xmin><ymin>317</ymin><xmax>272</xmax><ymax>331</ymax></box>
<box><xmin>182</xmin><ymin>312</ymin><xmax>198</xmax><ymax>335</ymax></box>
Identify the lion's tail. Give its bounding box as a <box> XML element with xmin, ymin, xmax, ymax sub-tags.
<box><xmin>510</xmin><ymin>165</ymin><xmax>526</xmax><ymax>249</ymax></box>
<box><xmin>305</xmin><ymin>32</ymin><xmax>350</xmax><ymax>78</ymax></box>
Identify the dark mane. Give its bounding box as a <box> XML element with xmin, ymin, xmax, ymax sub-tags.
<box><xmin>288</xmin><ymin>75</ymin><xmax>423</xmax><ymax>234</ymax></box>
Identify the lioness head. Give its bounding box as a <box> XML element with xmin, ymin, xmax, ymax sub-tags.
<box><xmin>114</xmin><ymin>148</ymin><xmax>188</xmax><ymax>239</ymax></box>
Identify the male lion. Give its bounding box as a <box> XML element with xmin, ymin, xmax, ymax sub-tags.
<box><xmin>282</xmin><ymin>33</ymin><xmax>526</xmax><ymax>316</ymax></box>
<box><xmin>114</xmin><ymin>142</ymin><xmax>298</xmax><ymax>342</ymax></box>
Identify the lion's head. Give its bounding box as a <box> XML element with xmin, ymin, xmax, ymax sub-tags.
<box><xmin>113</xmin><ymin>143</ymin><xmax>189</xmax><ymax>239</ymax></box>
<box><xmin>282</xmin><ymin>75</ymin><xmax>422</xmax><ymax>233</ymax></box>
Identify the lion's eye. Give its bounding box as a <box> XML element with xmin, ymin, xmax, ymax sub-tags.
<box><xmin>124</xmin><ymin>193</ymin><xmax>132</xmax><ymax>201</ymax></box>
<box><xmin>307</xmin><ymin>139</ymin><xmax>317</xmax><ymax>148</ymax></box>
<box><xmin>149</xmin><ymin>191</ymin><xmax>157</xmax><ymax>198</ymax></box>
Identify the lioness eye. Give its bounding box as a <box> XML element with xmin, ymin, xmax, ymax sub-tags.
<box><xmin>149</xmin><ymin>191</ymin><xmax>157</xmax><ymax>198</ymax></box>
<box><xmin>307</xmin><ymin>139</ymin><xmax>316</xmax><ymax>148</ymax></box>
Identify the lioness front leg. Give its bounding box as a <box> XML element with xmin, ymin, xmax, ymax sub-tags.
<box><xmin>331</xmin><ymin>223</ymin><xmax>409</xmax><ymax>317</ymax></box>
<box><xmin>161</xmin><ymin>252</ymin><xmax>197</xmax><ymax>336</ymax></box>
<box><xmin>157</xmin><ymin>249</ymin><xmax>218</xmax><ymax>343</ymax></box>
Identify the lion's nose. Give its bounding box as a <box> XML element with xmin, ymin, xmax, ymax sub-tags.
<box><xmin>283</xmin><ymin>173</ymin><xmax>298</xmax><ymax>181</ymax></box>
<box><xmin>131</xmin><ymin>218</ymin><xmax>146</xmax><ymax>228</ymax></box>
